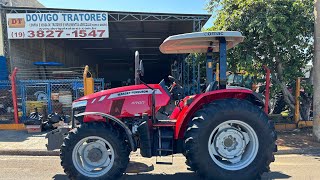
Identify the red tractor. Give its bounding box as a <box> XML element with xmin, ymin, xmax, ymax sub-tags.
<box><xmin>56</xmin><ymin>31</ymin><xmax>276</xmax><ymax>180</ymax></box>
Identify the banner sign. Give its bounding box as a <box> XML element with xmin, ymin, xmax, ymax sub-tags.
<box><xmin>6</xmin><ymin>12</ymin><xmax>109</xmax><ymax>39</ymax></box>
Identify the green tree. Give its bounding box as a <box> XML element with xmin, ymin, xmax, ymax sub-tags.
<box><xmin>206</xmin><ymin>0</ymin><xmax>314</xmax><ymax>119</ymax></box>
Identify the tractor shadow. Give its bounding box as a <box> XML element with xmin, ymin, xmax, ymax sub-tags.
<box><xmin>125</xmin><ymin>161</ymin><xmax>154</xmax><ymax>173</ymax></box>
<box><xmin>52</xmin><ymin>159</ymin><xmax>290</xmax><ymax>180</ymax></box>
<box><xmin>53</xmin><ymin>171</ymin><xmax>290</xmax><ymax>180</ymax></box>
<box><xmin>53</xmin><ymin>173</ymin><xmax>199</xmax><ymax>180</ymax></box>
<box><xmin>262</xmin><ymin>172</ymin><xmax>291</xmax><ymax>179</ymax></box>
<box><xmin>122</xmin><ymin>172</ymin><xmax>291</xmax><ymax>180</ymax></box>
<box><xmin>121</xmin><ymin>173</ymin><xmax>200</xmax><ymax>180</ymax></box>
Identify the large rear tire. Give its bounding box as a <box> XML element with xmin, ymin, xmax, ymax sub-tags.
<box><xmin>60</xmin><ymin>123</ymin><xmax>130</xmax><ymax>180</ymax></box>
<box><xmin>184</xmin><ymin>99</ymin><xmax>276</xmax><ymax>180</ymax></box>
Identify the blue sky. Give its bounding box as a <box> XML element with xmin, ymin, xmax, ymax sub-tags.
<box><xmin>38</xmin><ymin>0</ymin><xmax>214</xmax><ymax>28</ymax></box>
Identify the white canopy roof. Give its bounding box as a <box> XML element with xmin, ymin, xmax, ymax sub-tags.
<box><xmin>160</xmin><ymin>31</ymin><xmax>244</xmax><ymax>54</ymax></box>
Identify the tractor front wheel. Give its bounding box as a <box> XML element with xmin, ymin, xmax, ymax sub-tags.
<box><xmin>60</xmin><ymin>123</ymin><xmax>130</xmax><ymax>180</ymax></box>
<box><xmin>184</xmin><ymin>99</ymin><xmax>276</xmax><ymax>180</ymax></box>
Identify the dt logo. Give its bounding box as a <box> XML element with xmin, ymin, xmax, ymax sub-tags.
<box><xmin>8</xmin><ymin>18</ymin><xmax>25</xmax><ymax>28</ymax></box>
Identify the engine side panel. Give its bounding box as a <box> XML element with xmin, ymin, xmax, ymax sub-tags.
<box><xmin>172</xmin><ymin>89</ymin><xmax>254</xmax><ymax>139</ymax></box>
<box><xmin>83</xmin><ymin>84</ymin><xmax>170</xmax><ymax>121</ymax></box>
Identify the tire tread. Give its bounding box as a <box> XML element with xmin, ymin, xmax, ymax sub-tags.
<box><xmin>184</xmin><ymin>99</ymin><xmax>277</xmax><ymax>180</ymax></box>
<box><xmin>60</xmin><ymin>122</ymin><xmax>130</xmax><ymax>180</ymax></box>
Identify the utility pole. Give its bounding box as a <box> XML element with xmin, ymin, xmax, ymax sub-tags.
<box><xmin>313</xmin><ymin>0</ymin><xmax>320</xmax><ymax>141</ymax></box>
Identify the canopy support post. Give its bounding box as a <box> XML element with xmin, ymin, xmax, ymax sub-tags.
<box><xmin>219</xmin><ymin>37</ymin><xmax>227</xmax><ymax>89</ymax></box>
<box><xmin>205</xmin><ymin>46</ymin><xmax>213</xmax><ymax>86</ymax></box>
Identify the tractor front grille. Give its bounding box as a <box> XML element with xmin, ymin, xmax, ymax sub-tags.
<box><xmin>72</xmin><ymin>106</ymin><xmax>86</xmax><ymax>125</ymax></box>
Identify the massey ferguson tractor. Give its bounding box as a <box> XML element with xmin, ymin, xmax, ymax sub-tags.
<box><xmin>50</xmin><ymin>31</ymin><xmax>277</xmax><ymax>180</ymax></box>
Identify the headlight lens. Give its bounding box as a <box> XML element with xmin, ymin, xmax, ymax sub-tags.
<box><xmin>72</xmin><ymin>100</ymin><xmax>87</xmax><ymax>109</ymax></box>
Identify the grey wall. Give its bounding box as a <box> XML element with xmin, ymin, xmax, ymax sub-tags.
<box><xmin>10</xmin><ymin>40</ymin><xmax>85</xmax><ymax>69</ymax></box>
<box><xmin>10</xmin><ymin>39</ymin><xmax>44</xmax><ymax>69</ymax></box>
<box><xmin>9</xmin><ymin>39</ymin><xmax>85</xmax><ymax>71</ymax></box>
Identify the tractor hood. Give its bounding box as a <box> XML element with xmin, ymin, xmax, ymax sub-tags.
<box><xmin>72</xmin><ymin>83</ymin><xmax>171</xmax><ymax>118</ymax></box>
<box><xmin>75</xmin><ymin>84</ymin><xmax>161</xmax><ymax>102</ymax></box>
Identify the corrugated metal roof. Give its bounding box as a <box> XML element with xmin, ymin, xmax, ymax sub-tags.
<box><xmin>0</xmin><ymin>0</ymin><xmax>44</xmax><ymax>8</ymax></box>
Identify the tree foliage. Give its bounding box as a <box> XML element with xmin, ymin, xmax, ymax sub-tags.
<box><xmin>206</xmin><ymin>0</ymin><xmax>314</xmax><ymax>118</ymax></box>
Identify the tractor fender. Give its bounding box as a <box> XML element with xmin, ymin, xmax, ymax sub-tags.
<box><xmin>75</xmin><ymin>112</ymin><xmax>137</xmax><ymax>151</ymax></box>
<box><xmin>174</xmin><ymin>89</ymin><xmax>260</xmax><ymax>139</ymax></box>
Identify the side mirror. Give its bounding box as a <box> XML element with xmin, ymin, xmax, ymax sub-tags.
<box><xmin>135</xmin><ymin>51</ymin><xmax>140</xmax><ymax>85</ymax></box>
<box><xmin>135</xmin><ymin>51</ymin><xmax>144</xmax><ymax>85</ymax></box>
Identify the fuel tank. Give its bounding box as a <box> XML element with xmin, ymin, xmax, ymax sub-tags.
<box><xmin>75</xmin><ymin>84</ymin><xmax>171</xmax><ymax>118</ymax></box>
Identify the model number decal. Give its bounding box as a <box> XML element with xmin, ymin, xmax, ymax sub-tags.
<box><xmin>108</xmin><ymin>89</ymin><xmax>162</xmax><ymax>99</ymax></box>
<box><xmin>131</xmin><ymin>101</ymin><xmax>145</xmax><ymax>105</ymax></box>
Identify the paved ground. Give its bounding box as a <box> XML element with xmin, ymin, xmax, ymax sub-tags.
<box><xmin>1</xmin><ymin>128</ymin><xmax>320</xmax><ymax>152</ymax></box>
<box><xmin>276</xmin><ymin>128</ymin><xmax>320</xmax><ymax>150</ymax></box>
<box><xmin>0</xmin><ymin>154</ymin><xmax>319</xmax><ymax>180</ymax></box>
<box><xmin>0</xmin><ymin>130</ymin><xmax>47</xmax><ymax>150</ymax></box>
<box><xmin>0</xmin><ymin>129</ymin><xmax>319</xmax><ymax>179</ymax></box>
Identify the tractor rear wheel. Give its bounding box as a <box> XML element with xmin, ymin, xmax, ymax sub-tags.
<box><xmin>184</xmin><ymin>99</ymin><xmax>276</xmax><ymax>180</ymax></box>
<box><xmin>60</xmin><ymin>122</ymin><xmax>130</xmax><ymax>180</ymax></box>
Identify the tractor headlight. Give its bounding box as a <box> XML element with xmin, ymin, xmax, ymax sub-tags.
<box><xmin>72</xmin><ymin>100</ymin><xmax>87</xmax><ymax>109</ymax></box>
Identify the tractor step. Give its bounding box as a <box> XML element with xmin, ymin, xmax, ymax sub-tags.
<box><xmin>158</xmin><ymin>119</ymin><xmax>177</xmax><ymax>123</ymax></box>
<box><xmin>156</xmin><ymin>151</ymin><xmax>174</xmax><ymax>165</ymax></box>
<box><xmin>154</xmin><ymin>123</ymin><xmax>175</xmax><ymax>165</ymax></box>
<box><xmin>156</xmin><ymin>161</ymin><xmax>173</xmax><ymax>165</ymax></box>
<box><xmin>153</xmin><ymin>123</ymin><xmax>175</xmax><ymax>127</ymax></box>
<box><xmin>153</xmin><ymin>119</ymin><xmax>176</xmax><ymax>127</ymax></box>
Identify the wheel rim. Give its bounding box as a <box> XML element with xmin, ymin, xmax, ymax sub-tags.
<box><xmin>208</xmin><ymin>120</ymin><xmax>259</xmax><ymax>171</ymax></box>
<box><xmin>72</xmin><ymin>136</ymin><xmax>115</xmax><ymax>177</ymax></box>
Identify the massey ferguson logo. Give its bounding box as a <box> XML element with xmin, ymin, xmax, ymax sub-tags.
<box><xmin>8</xmin><ymin>18</ymin><xmax>25</xmax><ymax>28</ymax></box>
<box><xmin>117</xmin><ymin>90</ymin><xmax>148</xmax><ymax>97</ymax></box>
<box><xmin>107</xmin><ymin>89</ymin><xmax>162</xmax><ymax>99</ymax></box>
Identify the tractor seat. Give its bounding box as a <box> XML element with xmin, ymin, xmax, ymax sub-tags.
<box><xmin>205</xmin><ymin>81</ymin><xmax>219</xmax><ymax>93</ymax></box>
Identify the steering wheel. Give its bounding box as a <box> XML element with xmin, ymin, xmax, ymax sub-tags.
<box><xmin>168</xmin><ymin>75</ymin><xmax>183</xmax><ymax>88</ymax></box>
<box><xmin>167</xmin><ymin>75</ymin><xmax>183</xmax><ymax>102</ymax></box>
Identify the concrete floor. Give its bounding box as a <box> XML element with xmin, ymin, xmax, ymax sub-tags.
<box><xmin>1</xmin><ymin>129</ymin><xmax>319</xmax><ymax>151</ymax></box>
<box><xmin>0</xmin><ymin>131</ymin><xmax>47</xmax><ymax>150</ymax></box>
<box><xmin>0</xmin><ymin>154</ymin><xmax>319</xmax><ymax>180</ymax></box>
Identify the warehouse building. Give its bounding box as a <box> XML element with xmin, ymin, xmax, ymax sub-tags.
<box><xmin>0</xmin><ymin>1</ymin><xmax>210</xmax><ymax>124</ymax></box>
<box><xmin>0</xmin><ymin>4</ymin><xmax>210</xmax><ymax>86</ymax></box>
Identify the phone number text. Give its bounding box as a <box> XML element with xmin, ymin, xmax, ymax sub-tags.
<box><xmin>10</xmin><ymin>29</ymin><xmax>107</xmax><ymax>39</ymax></box>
